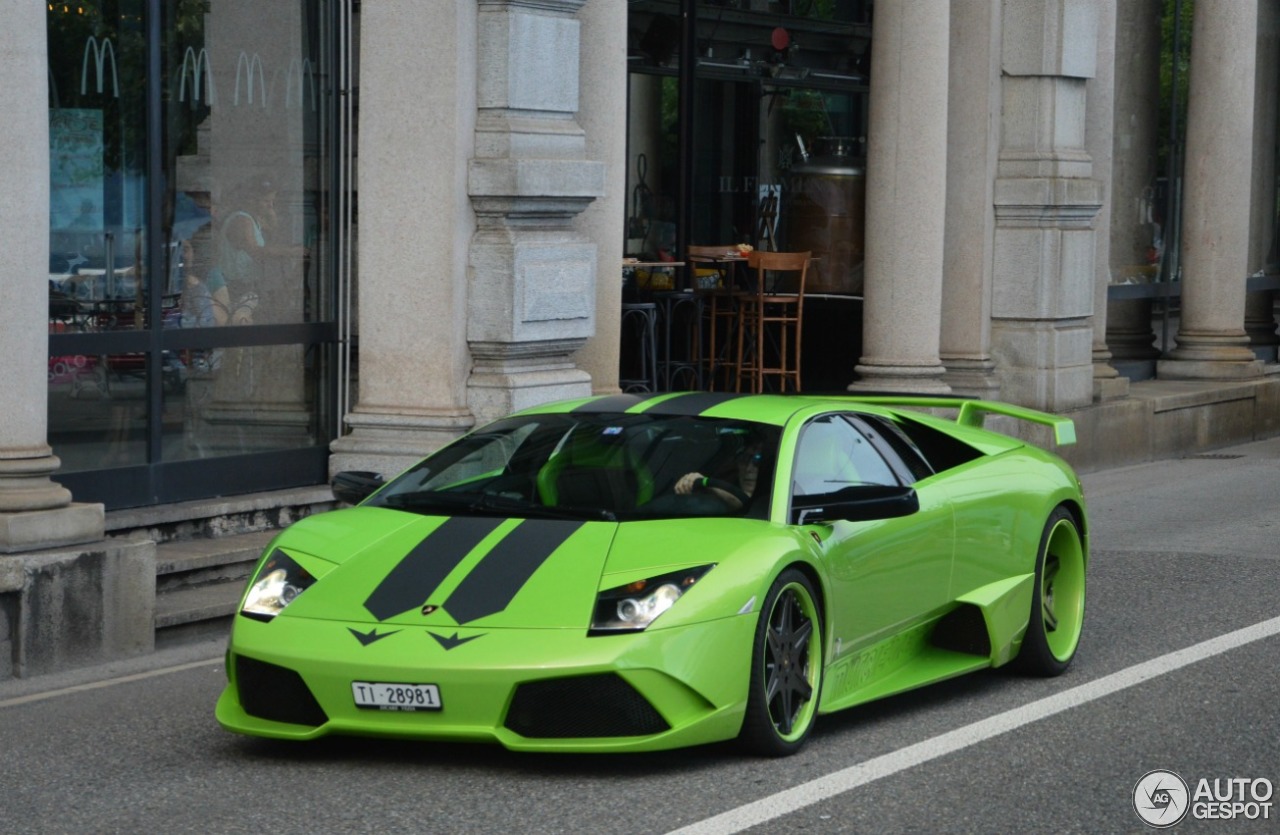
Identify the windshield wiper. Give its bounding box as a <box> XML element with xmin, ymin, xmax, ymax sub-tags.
<box><xmin>381</xmin><ymin>490</ymin><xmax>481</xmax><ymax>513</ymax></box>
<box><xmin>380</xmin><ymin>490</ymin><xmax>616</xmax><ymax>521</ymax></box>
<box><xmin>527</xmin><ymin>501</ymin><xmax>617</xmax><ymax>522</ymax></box>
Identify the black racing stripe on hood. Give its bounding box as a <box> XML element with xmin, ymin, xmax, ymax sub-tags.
<box><xmin>363</xmin><ymin>516</ymin><xmax>505</xmax><ymax>622</ymax></box>
<box><xmin>644</xmin><ymin>392</ymin><xmax>744</xmax><ymax>416</ymax></box>
<box><xmin>571</xmin><ymin>394</ymin><xmax>657</xmax><ymax>413</ymax></box>
<box><xmin>443</xmin><ymin>519</ymin><xmax>586</xmax><ymax>624</ymax></box>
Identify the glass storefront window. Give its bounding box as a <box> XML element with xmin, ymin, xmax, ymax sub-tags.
<box><xmin>46</xmin><ymin>0</ymin><xmax>340</xmax><ymax>507</ymax></box>
<box><xmin>47</xmin><ymin>5</ymin><xmax>146</xmax><ymax>290</ymax></box>
<box><xmin>624</xmin><ymin>1</ymin><xmax>871</xmax><ymax>393</ymax></box>
<box><xmin>47</xmin><ymin>0</ymin><xmax>151</xmax><ymax>474</ymax></box>
<box><xmin>626</xmin><ymin>0</ymin><xmax>870</xmax><ymax>280</ymax></box>
<box><xmin>625</xmin><ymin>73</ymin><xmax>679</xmax><ymax>263</ymax></box>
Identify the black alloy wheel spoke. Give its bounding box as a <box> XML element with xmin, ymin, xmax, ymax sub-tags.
<box><xmin>792</xmin><ymin>617</ymin><xmax>812</xmax><ymax>652</ymax></box>
<box><xmin>794</xmin><ymin>671</ymin><xmax>813</xmax><ymax>702</ymax></box>
<box><xmin>764</xmin><ymin>658</ymin><xmax>781</xmax><ymax>704</ymax></box>
<box><xmin>1042</xmin><ymin>555</ymin><xmax>1060</xmax><ymax>632</ymax></box>
<box><xmin>776</xmin><ymin>683</ymin><xmax>794</xmax><ymax>735</ymax></box>
<box><xmin>766</xmin><ymin>624</ymin><xmax>787</xmax><ymax>660</ymax></box>
<box><xmin>764</xmin><ymin>588</ymin><xmax>814</xmax><ymax>735</ymax></box>
<box><xmin>777</xmin><ymin>591</ymin><xmax>795</xmax><ymax>634</ymax></box>
<box><xmin>790</xmin><ymin>603</ymin><xmax>814</xmax><ymax>704</ymax></box>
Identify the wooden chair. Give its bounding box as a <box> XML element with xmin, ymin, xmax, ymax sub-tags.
<box><xmin>688</xmin><ymin>245</ymin><xmax>747</xmax><ymax>390</ymax></box>
<box><xmin>735</xmin><ymin>250</ymin><xmax>811</xmax><ymax>393</ymax></box>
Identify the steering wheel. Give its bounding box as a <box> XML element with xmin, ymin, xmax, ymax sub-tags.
<box><xmin>695</xmin><ymin>476</ymin><xmax>750</xmax><ymax>505</ymax></box>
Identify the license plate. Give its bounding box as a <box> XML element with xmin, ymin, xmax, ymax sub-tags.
<box><xmin>351</xmin><ymin>681</ymin><xmax>442</xmax><ymax>712</ymax></box>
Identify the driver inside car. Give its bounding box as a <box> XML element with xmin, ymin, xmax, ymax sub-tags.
<box><xmin>674</xmin><ymin>441</ymin><xmax>762</xmax><ymax>511</ymax></box>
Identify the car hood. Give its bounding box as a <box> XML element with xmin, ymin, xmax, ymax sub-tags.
<box><xmin>264</xmin><ymin>507</ymin><xmax>764</xmax><ymax>630</ymax></box>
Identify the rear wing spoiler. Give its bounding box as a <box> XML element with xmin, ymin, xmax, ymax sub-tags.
<box><xmin>846</xmin><ymin>396</ymin><xmax>1077</xmax><ymax>447</ymax></box>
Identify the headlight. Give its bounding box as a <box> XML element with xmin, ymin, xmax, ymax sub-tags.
<box><xmin>241</xmin><ymin>549</ymin><xmax>316</xmax><ymax>621</ymax></box>
<box><xmin>591</xmin><ymin>565</ymin><xmax>713</xmax><ymax>633</ymax></box>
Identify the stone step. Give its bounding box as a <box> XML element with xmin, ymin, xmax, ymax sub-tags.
<box><xmin>156</xmin><ymin>582</ymin><xmax>242</xmax><ymax>629</ymax></box>
<box><xmin>155</xmin><ymin>529</ymin><xmax>276</xmax><ymax>582</ymax></box>
<box><xmin>154</xmin><ymin>582</ymin><xmax>241</xmax><ymax>649</ymax></box>
<box><xmin>153</xmin><ymin>529</ymin><xmax>279</xmax><ymax>648</ymax></box>
<box><xmin>138</xmin><ymin>488</ymin><xmax>338</xmax><ymax>649</ymax></box>
<box><xmin>107</xmin><ymin>485</ymin><xmax>335</xmax><ymax>544</ymax></box>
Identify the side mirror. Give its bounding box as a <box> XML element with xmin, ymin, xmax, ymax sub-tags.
<box><xmin>791</xmin><ymin>486</ymin><xmax>919</xmax><ymax>525</ymax></box>
<box><xmin>331</xmin><ymin>470</ymin><xmax>385</xmax><ymax>505</ymax></box>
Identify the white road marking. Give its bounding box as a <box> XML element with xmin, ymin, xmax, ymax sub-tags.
<box><xmin>668</xmin><ymin>614</ymin><xmax>1280</xmax><ymax>835</ymax></box>
<box><xmin>0</xmin><ymin>657</ymin><xmax>221</xmax><ymax>709</ymax></box>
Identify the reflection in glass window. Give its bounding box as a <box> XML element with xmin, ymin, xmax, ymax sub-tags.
<box><xmin>792</xmin><ymin>415</ymin><xmax>897</xmax><ymax>497</ymax></box>
<box><xmin>46</xmin><ymin>0</ymin><xmax>337</xmax><ymax>480</ymax></box>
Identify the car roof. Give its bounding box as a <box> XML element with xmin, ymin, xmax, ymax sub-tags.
<box><xmin>512</xmin><ymin>392</ymin><xmax>902</xmax><ymax>427</ymax></box>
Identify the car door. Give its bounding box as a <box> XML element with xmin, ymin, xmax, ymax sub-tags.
<box><xmin>790</xmin><ymin>414</ymin><xmax>955</xmax><ymax>655</ymax></box>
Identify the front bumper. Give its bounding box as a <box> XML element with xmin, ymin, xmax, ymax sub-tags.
<box><xmin>215</xmin><ymin>611</ymin><xmax>756</xmax><ymax>752</ymax></box>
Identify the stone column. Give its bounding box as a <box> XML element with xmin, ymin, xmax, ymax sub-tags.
<box><xmin>1</xmin><ymin>3</ymin><xmax>152</xmax><ymax>680</ymax></box>
<box><xmin>1159</xmin><ymin>0</ymin><xmax>1263</xmax><ymax>379</ymax></box>
<box><xmin>467</xmin><ymin>0</ymin><xmax>605</xmax><ymax>423</ymax></box>
<box><xmin>850</xmin><ymin>0</ymin><xmax>951</xmax><ymax>394</ymax></box>
<box><xmin>1106</xmin><ymin>0</ymin><xmax>1163</xmax><ymax>378</ymax></box>
<box><xmin>330</xmin><ymin>0</ymin><xmax>478</xmax><ymax>477</ymax></box>
<box><xmin>989</xmin><ymin>0</ymin><xmax>1102</xmax><ymax>411</ymax></box>
<box><xmin>1088</xmin><ymin>0</ymin><xmax>1128</xmax><ymax>400</ymax></box>
<box><xmin>1246</xmin><ymin>0</ymin><xmax>1279</xmax><ymax>360</ymax></box>
<box><xmin>0</xmin><ymin>2</ymin><xmax>103</xmax><ymax>552</ymax></box>
<box><xmin>573</xmin><ymin>0</ymin><xmax>627</xmax><ymax>395</ymax></box>
<box><xmin>940</xmin><ymin>0</ymin><xmax>1001</xmax><ymax>399</ymax></box>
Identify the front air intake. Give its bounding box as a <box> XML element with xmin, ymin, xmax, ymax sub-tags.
<box><xmin>505</xmin><ymin>674</ymin><xmax>669</xmax><ymax>738</ymax></box>
<box><xmin>235</xmin><ymin>655</ymin><xmax>329</xmax><ymax>728</ymax></box>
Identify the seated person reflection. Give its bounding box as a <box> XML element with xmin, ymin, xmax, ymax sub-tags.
<box><xmin>674</xmin><ymin>444</ymin><xmax>761</xmax><ymax>511</ymax></box>
<box><xmin>180</xmin><ymin>235</ymin><xmax>230</xmax><ymax>327</ymax></box>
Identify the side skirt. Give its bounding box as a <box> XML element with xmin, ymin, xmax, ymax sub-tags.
<box><xmin>817</xmin><ymin>574</ymin><xmax>1033</xmax><ymax>715</ymax></box>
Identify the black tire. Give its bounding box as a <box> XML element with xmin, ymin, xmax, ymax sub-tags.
<box><xmin>739</xmin><ymin>568</ymin><xmax>823</xmax><ymax>756</ymax></box>
<box><xmin>1014</xmin><ymin>505</ymin><xmax>1086</xmax><ymax>676</ymax></box>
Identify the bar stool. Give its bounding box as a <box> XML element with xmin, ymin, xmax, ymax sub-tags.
<box><xmin>688</xmin><ymin>245</ymin><xmax>746</xmax><ymax>391</ymax></box>
<box><xmin>654</xmin><ymin>291</ymin><xmax>702</xmax><ymax>390</ymax></box>
<box><xmin>619</xmin><ymin>301</ymin><xmax>659</xmax><ymax>392</ymax></box>
<box><xmin>735</xmin><ymin>250</ymin><xmax>811</xmax><ymax>393</ymax></box>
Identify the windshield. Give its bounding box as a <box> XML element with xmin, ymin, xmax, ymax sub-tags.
<box><xmin>367</xmin><ymin>412</ymin><xmax>781</xmax><ymax>521</ymax></box>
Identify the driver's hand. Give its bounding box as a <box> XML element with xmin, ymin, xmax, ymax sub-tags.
<box><xmin>674</xmin><ymin>472</ymin><xmax>705</xmax><ymax>495</ymax></box>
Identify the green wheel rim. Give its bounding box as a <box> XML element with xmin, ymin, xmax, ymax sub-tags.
<box><xmin>1041</xmin><ymin>518</ymin><xmax>1085</xmax><ymax>662</ymax></box>
<box><xmin>762</xmin><ymin>581</ymin><xmax>822</xmax><ymax>742</ymax></box>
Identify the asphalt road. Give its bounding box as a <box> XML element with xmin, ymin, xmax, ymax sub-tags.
<box><xmin>3</xmin><ymin>437</ymin><xmax>1278</xmax><ymax>834</ymax></box>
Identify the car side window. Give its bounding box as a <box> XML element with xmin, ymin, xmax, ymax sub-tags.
<box><xmin>853</xmin><ymin>414</ymin><xmax>934</xmax><ymax>484</ymax></box>
<box><xmin>791</xmin><ymin>415</ymin><xmax>900</xmax><ymax>497</ymax></box>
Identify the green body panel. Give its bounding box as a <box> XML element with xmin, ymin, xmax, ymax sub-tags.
<box><xmin>955</xmin><ymin>573</ymin><xmax>1036</xmax><ymax>666</ymax></box>
<box><xmin>819</xmin><ymin>620</ymin><xmax>990</xmax><ymax>713</ymax></box>
<box><xmin>218</xmin><ymin>602</ymin><xmax>756</xmax><ymax>752</ymax></box>
<box><xmin>260</xmin><ymin>506</ymin><xmax>417</xmax><ymax>567</ymax></box>
<box><xmin>281</xmin><ymin>513</ymin><xmax>614</xmax><ymax>629</ymax></box>
<box><xmin>267</xmin><ymin>511</ymin><xmax>813</xmax><ymax>632</ymax></box>
<box><xmin>217</xmin><ymin>392</ymin><xmax>1088</xmax><ymax>752</ymax></box>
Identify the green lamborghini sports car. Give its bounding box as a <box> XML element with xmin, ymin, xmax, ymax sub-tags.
<box><xmin>216</xmin><ymin>392</ymin><xmax>1087</xmax><ymax>756</ymax></box>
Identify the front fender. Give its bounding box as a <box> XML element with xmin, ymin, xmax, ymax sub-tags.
<box><xmin>604</xmin><ymin>520</ymin><xmax>826</xmax><ymax>631</ymax></box>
